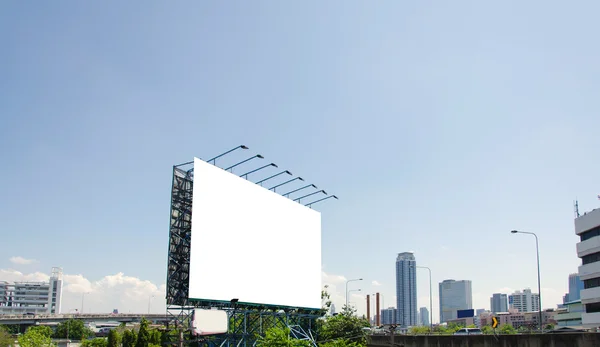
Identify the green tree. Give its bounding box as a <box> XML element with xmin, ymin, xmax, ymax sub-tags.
<box><xmin>480</xmin><ymin>326</ymin><xmax>493</xmax><ymax>335</ymax></box>
<box><xmin>122</xmin><ymin>329</ymin><xmax>137</xmax><ymax>347</ymax></box>
<box><xmin>0</xmin><ymin>326</ymin><xmax>13</xmax><ymax>347</ymax></box>
<box><xmin>321</xmin><ymin>285</ymin><xmax>332</xmax><ymax>315</ymax></box>
<box><xmin>148</xmin><ymin>329</ymin><xmax>161</xmax><ymax>345</ymax></box>
<box><xmin>81</xmin><ymin>338</ymin><xmax>108</xmax><ymax>347</ymax></box>
<box><xmin>135</xmin><ymin>318</ymin><xmax>151</xmax><ymax>347</ymax></box>
<box><xmin>319</xmin><ymin>340</ymin><xmax>363</xmax><ymax>347</ymax></box>
<box><xmin>256</xmin><ymin>327</ymin><xmax>310</xmax><ymax>347</ymax></box>
<box><xmin>55</xmin><ymin>319</ymin><xmax>95</xmax><ymax>339</ymax></box>
<box><xmin>27</xmin><ymin>326</ymin><xmax>53</xmax><ymax>338</ymax></box>
<box><xmin>318</xmin><ymin>305</ymin><xmax>370</xmax><ymax>345</ymax></box>
<box><xmin>107</xmin><ymin>329</ymin><xmax>121</xmax><ymax>347</ymax></box>
<box><xmin>408</xmin><ymin>326</ymin><xmax>429</xmax><ymax>335</ymax></box>
<box><xmin>499</xmin><ymin>324</ymin><xmax>516</xmax><ymax>334</ymax></box>
<box><xmin>18</xmin><ymin>328</ymin><xmax>54</xmax><ymax>347</ymax></box>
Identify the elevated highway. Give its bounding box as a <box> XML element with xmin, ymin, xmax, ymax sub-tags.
<box><xmin>0</xmin><ymin>313</ymin><xmax>170</xmax><ymax>325</ymax></box>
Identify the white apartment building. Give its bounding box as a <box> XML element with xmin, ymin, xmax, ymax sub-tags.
<box><xmin>576</xmin><ymin>207</ymin><xmax>600</xmax><ymax>327</ymax></box>
<box><xmin>0</xmin><ymin>267</ymin><xmax>63</xmax><ymax>315</ymax></box>
<box><xmin>508</xmin><ymin>288</ymin><xmax>539</xmax><ymax>313</ymax></box>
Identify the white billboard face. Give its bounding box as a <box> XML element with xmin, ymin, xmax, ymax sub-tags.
<box><xmin>189</xmin><ymin>158</ymin><xmax>322</xmax><ymax>309</ymax></box>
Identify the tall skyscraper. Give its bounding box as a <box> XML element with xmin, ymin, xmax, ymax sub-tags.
<box><xmin>395</xmin><ymin>252</ymin><xmax>417</xmax><ymax>327</ymax></box>
<box><xmin>490</xmin><ymin>293</ymin><xmax>508</xmax><ymax>313</ymax></box>
<box><xmin>419</xmin><ymin>307</ymin><xmax>429</xmax><ymax>326</ymax></box>
<box><xmin>508</xmin><ymin>288</ymin><xmax>540</xmax><ymax>313</ymax></box>
<box><xmin>568</xmin><ymin>273</ymin><xmax>584</xmax><ymax>302</ymax></box>
<box><xmin>439</xmin><ymin>279</ymin><xmax>473</xmax><ymax>323</ymax></box>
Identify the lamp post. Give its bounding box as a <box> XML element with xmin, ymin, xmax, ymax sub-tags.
<box><xmin>81</xmin><ymin>292</ymin><xmax>90</xmax><ymax>314</ymax></box>
<box><xmin>269</xmin><ymin>177</ymin><xmax>304</xmax><ymax>192</ymax></box>
<box><xmin>511</xmin><ymin>230</ymin><xmax>543</xmax><ymax>332</ymax></box>
<box><xmin>305</xmin><ymin>195</ymin><xmax>339</xmax><ymax>208</ymax></box>
<box><xmin>240</xmin><ymin>163</ymin><xmax>277</xmax><ymax>179</ymax></box>
<box><xmin>224</xmin><ymin>154</ymin><xmax>264</xmax><ymax>172</ymax></box>
<box><xmin>345</xmin><ymin>278</ymin><xmax>363</xmax><ymax>307</ymax></box>
<box><xmin>256</xmin><ymin>170</ymin><xmax>293</xmax><ymax>186</ymax></box>
<box><xmin>283</xmin><ymin>184</ymin><xmax>317</xmax><ymax>197</ymax></box>
<box><xmin>411</xmin><ymin>265</ymin><xmax>433</xmax><ymax>331</ymax></box>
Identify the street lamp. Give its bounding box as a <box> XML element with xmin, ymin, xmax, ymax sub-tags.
<box><xmin>81</xmin><ymin>292</ymin><xmax>90</xmax><ymax>314</ymax></box>
<box><xmin>305</xmin><ymin>195</ymin><xmax>338</xmax><ymax>208</ymax></box>
<box><xmin>293</xmin><ymin>190</ymin><xmax>327</xmax><ymax>203</ymax></box>
<box><xmin>411</xmin><ymin>265</ymin><xmax>433</xmax><ymax>331</ymax></box>
<box><xmin>240</xmin><ymin>163</ymin><xmax>277</xmax><ymax>179</ymax></box>
<box><xmin>345</xmin><ymin>278</ymin><xmax>363</xmax><ymax>307</ymax></box>
<box><xmin>225</xmin><ymin>154</ymin><xmax>264</xmax><ymax>172</ymax></box>
<box><xmin>207</xmin><ymin>145</ymin><xmax>249</xmax><ymax>165</ymax></box>
<box><xmin>511</xmin><ymin>230</ymin><xmax>543</xmax><ymax>332</ymax></box>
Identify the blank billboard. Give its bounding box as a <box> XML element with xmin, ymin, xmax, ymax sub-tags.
<box><xmin>189</xmin><ymin>158</ymin><xmax>322</xmax><ymax>309</ymax></box>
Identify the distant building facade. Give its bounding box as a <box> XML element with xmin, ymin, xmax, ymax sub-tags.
<box><xmin>556</xmin><ymin>300</ymin><xmax>583</xmax><ymax>327</ymax></box>
<box><xmin>509</xmin><ymin>289</ymin><xmax>540</xmax><ymax>313</ymax></box>
<box><xmin>419</xmin><ymin>307</ymin><xmax>429</xmax><ymax>326</ymax></box>
<box><xmin>439</xmin><ymin>279</ymin><xmax>472</xmax><ymax>323</ymax></box>
<box><xmin>479</xmin><ymin>310</ymin><xmax>556</xmax><ymax>330</ymax></box>
<box><xmin>490</xmin><ymin>293</ymin><xmax>508</xmax><ymax>313</ymax></box>
<box><xmin>395</xmin><ymin>252</ymin><xmax>417</xmax><ymax>327</ymax></box>
<box><xmin>0</xmin><ymin>267</ymin><xmax>63</xmax><ymax>315</ymax></box>
<box><xmin>576</xmin><ymin>207</ymin><xmax>600</xmax><ymax>327</ymax></box>
<box><xmin>381</xmin><ymin>307</ymin><xmax>397</xmax><ymax>325</ymax></box>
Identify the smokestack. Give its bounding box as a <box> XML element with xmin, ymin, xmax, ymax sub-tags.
<box><xmin>366</xmin><ymin>294</ymin><xmax>370</xmax><ymax>325</ymax></box>
<box><xmin>376</xmin><ymin>292</ymin><xmax>380</xmax><ymax>326</ymax></box>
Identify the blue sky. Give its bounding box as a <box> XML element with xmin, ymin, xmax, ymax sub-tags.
<box><xmin>1</xmin><ymin>1</ymin><xmax>600</xmax><ymax>321</ymax></box>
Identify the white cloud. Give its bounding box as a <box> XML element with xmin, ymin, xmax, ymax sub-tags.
<box><xmin>1</xmin><ymin>269</ymin><xmax>166</xmax><ymax>314</ymax></box>
<box><xmin>372</xmin><ymin>280</ymin><xmax>382</xmax><ymax>286</ymax></box>
<box><xmin>9</xmin><ymin>256</ymin><xmax>37</xmax><ymax>265</ymax></box>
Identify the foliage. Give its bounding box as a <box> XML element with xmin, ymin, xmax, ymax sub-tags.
<box><xmin>321</xmin><ymin>285</ymin><xmax>332</xmax><ymax>315</ymax></box>
<box><xmin>54</xmin><ymin>319</ymin><xmax>95</xmax><ymax>339</ymax></box>
<box><xmin>480</xmin><ymin>326</ymin><xmax>493</xmax><ymax>335</ymax></box>
<box><xmin>107</xmin><ymin>329</ymin><xmax>121</xmax><ymax>347</ymax></box>
<box><xmin>432</xmin><ymin>323</ymin><xmax>463</xmax><ymax>335</ymax></box>
<box><xmin>148</xmin><ymin>329</ymin><xmax>162</xmax><ymax>345</ymax></box>
<box><xmin>122</xmin><ymin>329</ymin><xmax>137</xmax><ymax>347</ymax></box>
<box><xmin>319</xmin><ymin>339</ymin><xmax>364</xmax><ymax>347</ymax></box>
<box><xmin>545</xmin><ymin>324</ymin><xmax>555</xmax><ymax>331</ymax></box>
<box><xmin>408</xmin><ymin>326</ymin><xmax>430</xmax><ymax>335</ymax></box>
<box><xmin>318</xmin><ymin>305</ymin><xmax>369</xmax><ymax>345</ymax></box>
<box><xmin>27</xmin><ymin>326</ymin><xmax>53</xmax><ymax>338</ymax></box>
<box><xmin>256</xmin><ymin>327</ymin><xmax>310</xmax><ymax>347</ymax></box>
<box><xmin>499</xmin><ymin>324</ymin><xmax>516</xmax><ymax>334</ymax></box>
<box><xmin>82</xmin><ymin>338</ymin><xmax>108</xmax><ymax>347</ymax></box>
<box><xmin>135</xmin><ymin>318</ymin><xmax>151</xmax><ymax>347</ymax></box>
<box><xmin>466</xmin><ymin>324</ymin><xmax>476</xmax><ymax>329</ymax></box>
<box><xmin>0</xmin><ymin>326</ymin><xmax>13</xmax><ymax>347</ymax></box>
<box><xmin>18</xmin><ymin>328</ymin><xmax>55</xmax><ymax>347</ymax></box>
<box><xmin>0</xmin><ymin>326</ymin><xmax>18</xmax><ymax>335</ymax></box>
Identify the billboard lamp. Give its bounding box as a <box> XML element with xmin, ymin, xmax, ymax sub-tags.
<box><xmin>305</xmin><ymin>195</ymin><xmax>338</xmax><ymax>207</ymax></box>
<box><xmin>293</xmin><ymin>190</ymin><xmax>327</xmax><ymax>202</ymax></box>
<box><xmin>240</xmin><ymin>163</ymin><xmax>278</xmax><ymax>179</ymax></box>
<box><xmin>225</xmin><ymin>154</ymin><xmax>264</xmax><ymax>172</ymax></box>
<box><xmin>283</xmin><ymin>184</ymin><xmax>317</xmax><ymax>197</ymax></box>
<box><xmin>255</xmin><ymin>170</ymin><xmax>293</xmax><ymax>185</ymax></box>
<box><xmin>207</xmin><ymin>145</ymin><xmax>249</xmax><ymax>165</ymax></box>
<box><xmin>269</xmin><ymin>177</ymin><xmax>304</xmax><ymax>192</ymax></box>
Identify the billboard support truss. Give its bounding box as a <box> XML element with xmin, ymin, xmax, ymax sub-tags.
<box><xmin>166</xmin><ymin>161</ymin><xmax>322</xmax><ymax>347</ymax></box>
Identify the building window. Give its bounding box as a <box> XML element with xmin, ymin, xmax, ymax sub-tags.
<box><xmin>584</xmin><ymin>277</ymin><xmax>600</xmax><ymax>289</ymax></box>
<box><xmin>581</xmin><ymin>226</ymin><xmax>600</xmax><ymax>242</ymax></box>
<box><xmin>582</xmin><ymin>252</ymin><xmax>600</xmax><ymax>265</ymax></box>
<box><xmin>585</xmin><ymin>302</ymin><xmax>600</xmax><ymax>313</ymax></box>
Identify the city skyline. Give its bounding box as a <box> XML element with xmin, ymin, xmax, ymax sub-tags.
<box><xmin>2</xmin><ymin>0</ymin><xmax>599</xmax><ymax>324</ymax></box>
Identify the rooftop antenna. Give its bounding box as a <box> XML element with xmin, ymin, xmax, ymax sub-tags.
<box><xmin>575</xmin><ymin>200</ymin><xmax>580</xmax><ymax>218</ymax></box>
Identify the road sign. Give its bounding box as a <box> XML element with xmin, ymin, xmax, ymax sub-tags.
<box><xmin>492</xmin><ymin>316</ymin><xmax>499</xmax><ymax>329</ymax></box>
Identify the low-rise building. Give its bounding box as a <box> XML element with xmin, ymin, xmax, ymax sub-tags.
<box><xmin>479</xmin><ymin>309</ymin><xmax>556</xmax><ymax>329</ymax></box>
<box><xmin>556</xmin><ymin>300</ymin><xmax>583</xmax><ymax>327</ymax></box>
<box><xmin>0</xmin><ymin>267</ymin><xmax>63</xmax><ymax>315</ymax></box>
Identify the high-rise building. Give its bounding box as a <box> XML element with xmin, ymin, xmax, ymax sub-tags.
<box><xmin>569</xmin><ymin>273</ymin><xmax>584</xmax><ymax>302</ymax></box>
<box><xmin>381</xmin><ymin>307</ymin><xmax>397</xmax><ymax>325</ymax></box>
<box><xmin>439</xmin><ymin>279</ymin><xmax>473</xmax><ymax>323</ymax></box>
<box><xmin>419</xmin><ymin>307</ymin><xmax>429</xmax><ymax>326</ymax></box>
<box><xmin>395</xmin><ymin>252</ymin><xmax>417</xmax><ymax>327</ymax></box>
<box><xmin>490</xmin><ymin>293</ymin><xmax>508</xmax><ymax>313</ymax></box>
<box><xmin>576</xmin><ymin>207</ymin><xmax>600</xmax><ymax>327</ymax></box>
<box><xmin>0</xmin><ymin>267</ymin><xmax>63</xmax><ymax>315</ymax></box>
<box><xmin>508</xmin><ymin>289</ymin><xmax>540</xmax><ymax>313</ymax></box>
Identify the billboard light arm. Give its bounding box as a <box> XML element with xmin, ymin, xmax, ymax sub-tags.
<box><xmin>269</xmin><ymin>177</ymin><xmax>304</xmax><ymax>192</ymax></box>
<box><xmin>282</xmin><ymin>184</ymin><xmax>317</xmax><ymax>197</ymax></box>
<box><xmin>305</xmin><ymin>195</ymin><xmax>338</xmax><ymax>208</ymax></box>
<box><xmin>207</xmin><ymin>145</ymin><xmax>249</xmax><ymax>165</ymax></box>
<box><xmin>293</xmin><ymin>190</ymin><xmax>327</xmax><ymax>202</ymax></box>
<box><xmin>225</xmin><ymin>154</ymin><xmax>264</xmax><ymax>172</ymax></box>
<box><xmin>255</xmin><ymin>170</ymin><xmax>293</xmax><ymax>186</ymax></box>
<box><xmin>240</xmin><ymin>163</ymin><xmax>278</xmax><ymax>179</ymax></box>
